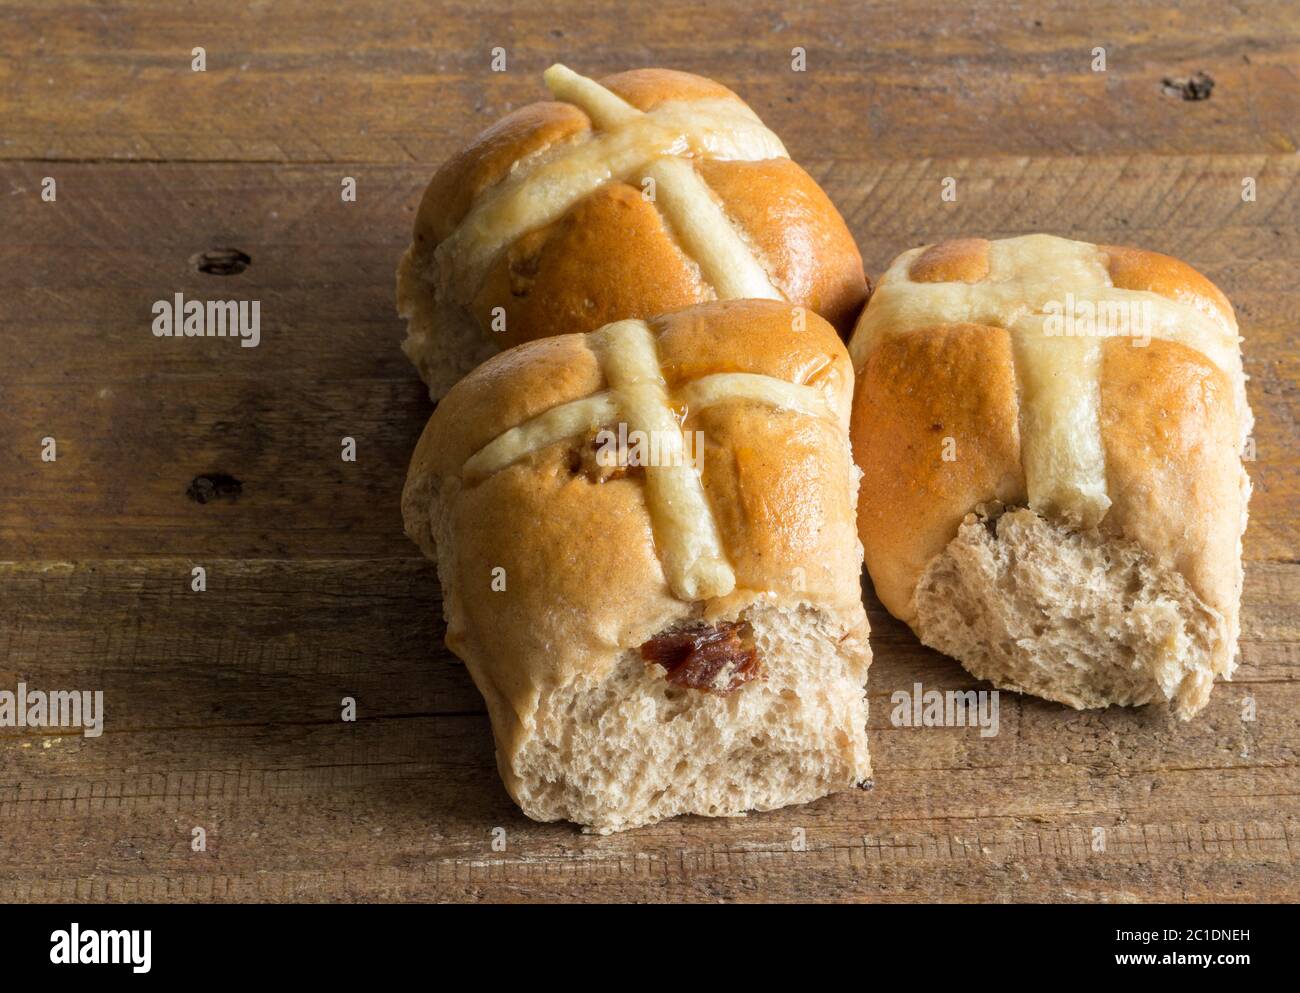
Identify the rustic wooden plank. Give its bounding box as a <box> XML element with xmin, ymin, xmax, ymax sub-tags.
<box><xmin>0</xmin><ymin>559</ymin><xmax>1296</xmax><ymax>901</ymax></box>
<box><xmin>0</xmin><ymin>380</ymin><xmax>428</xmax><ymax>558</ymax></box>
<box><xmin>1</xmin><ymin>1</ymin><xmax>1297</xmax><ymax>163</ymax></box>
<box><xmin>2</xmin><ymin>794</ymin><xmax>1296</xmax><ymax>902</ymax></box>
<box><xmin>2</xmin><ymin>155</ymin><xmax>1297</xmax><ymax>559</ymax></box>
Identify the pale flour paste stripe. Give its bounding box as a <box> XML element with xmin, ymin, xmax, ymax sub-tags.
<box><xmin>977</xmin><ymin>236</ymin><xmax>1100</xmax><ymax>526</ymax></box>
<box><xmin>543</xmin><ymin>63</ymin><xmax>641</xmax><ymax>129</ymax></box>
<box><xmin>592</xmin><ymin>319</ymin><xmax>735</xmax><ymax>602</ymax></box>
<box><xmin>644</xmin><ymin>157</ymin><xmax>783</xmax><ymax>301</ymax></box>
<box><xmin>462</xmin><ymin>392</ymin><xmax>618</xmax><ymax>485</ymax></box>
<box><xmin>1008</xmin><ymin>318</ymin><xmax>1109</xmax><ymax>527</ymax></box>
<box><xmin>678</xmin><ymin>373</ymin><xmax>831</xmax><ymax>421</ymax></box>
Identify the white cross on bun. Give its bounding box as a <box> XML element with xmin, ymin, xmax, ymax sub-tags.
<box><xmin>396</xmin><ymin>65</ymin><xmax>869</xmax><ymax>398</ymax></box>
<box><xmin>849</xmin><ymin>234</ymin><xmax>1252</xmax><ymax>719</ymax></box>
<box><xmin>403</xmin><ymin>300</ymin><xmax>871</xmax><ymax>832</ymax></box>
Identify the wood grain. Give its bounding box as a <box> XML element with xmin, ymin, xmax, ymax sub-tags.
<box><xmin>2</xmin><ymin>1</ymin><xmax>1298</xmax><ymax>162</ymax></box>
<box><xmin>0</xmin><ymin>0</ymin><xmax>1297</xmax><ymax>902</ymax></box>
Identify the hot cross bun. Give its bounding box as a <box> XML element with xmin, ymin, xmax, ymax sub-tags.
<box><xmin>403</xmin><ymin>299</ymin><xmax>871</xmax><ymax>831</ymax></box>
<box><xmin>397</xmin><ymin>65</ymin><xmax>869</xmax><ymax>398</ymax></box>
<box><xmin>849</xmin><ymin>234</ymin><xmax>1252</xmax><ymax>719</ymax></box>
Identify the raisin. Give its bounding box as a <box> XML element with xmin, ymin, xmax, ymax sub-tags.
<box><xmin>640</xmin><ymin>621</ymin><xmax>760</xmax><ymax>694</ymax></box>
<box><xmin>567</xmin><ymin>431</ymin><xmax>641</xmax><ymax>484</ymax></box>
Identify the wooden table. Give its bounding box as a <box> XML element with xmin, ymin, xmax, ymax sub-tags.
<box><xmin>2</xmin><ymin>0</ymin><xmax>1297</xmax><ymax>903</ymax></box>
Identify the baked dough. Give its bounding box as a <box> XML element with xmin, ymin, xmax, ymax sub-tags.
<box><xmin>404</xmin><ymin>300</ymin><xmax>871</xmax><ymax>831</ymax></box>
<box><xmin>849</xmin><ymin>234</ymin><xmax>1251</xmax><ymax>719</ymax></box>
<box><xmin>397</xmin><ymin>65</ymin><xmax>869</xmax><ymax>397</ymax></box>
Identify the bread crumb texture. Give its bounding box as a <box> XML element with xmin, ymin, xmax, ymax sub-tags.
<box><xmin>914</xmin><ymin>506</ymin><xmax>1227</xmax><ymax>720</ymax></box>
<box><xmin>511</xmin><ymin>603</ymin><xmax>870</xmax><ymax>833</ymax></box>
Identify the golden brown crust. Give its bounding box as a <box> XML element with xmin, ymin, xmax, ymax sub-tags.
<box><xmin>697</xmin><ymin>158</ymin><xmax>869</xmax><ymax>336</ymax></box>
<box><xmin>405</xmin><ymin>300</ymin><xmax>866</xmax><ymax>771</ymax></box>
<box><xmin>853</xmin><ymin>324</ymin><xmax>1025</xmax><ymax>622</ymax></box>
<box><xmin>401</xmin><ymin>66</ymin><xmax>868</xmax><ymax>384</ymax></box>
<box><xmin>413</xmin><ymin>101</ymin><xmax>590</xmax><ymax>248</ymax></box>
<box><xmin>653</xmin><ymin>298</ymin><xmax>851</xmax><ymax>409</ymax></box>
<box><xmin>700</xmin><ymin>404</ymin><xmax>862</xmax><ymax>607</ymax></box>
<box><xmin>423</xmin><ymin>334</ymin><xmax>605</xmax><ymax>479</ymax></box>
<box><xmin>908</xmin><ymin>238</ymin><xmax>991</xmax><ymax>284</ymax></box>
<box><xmin>1100</xmin><ymin>244</ymin><xmax>1237</xmax><ymax>335</ymax></box>
<box><xmin>469</xmin><ymin>182</ymin><xmax>707</xmax><ymax>350</ymax></box>
<box><xmin>599</xmin><ymin>67</ymin><xmax>742</xmax><ymax>110</ymax></box>
<box><xmin>1099</xmin><ymin>336</ymin><xmax>1242</xmax><ymax>662</ymax></box>
<box><xmin>443</xmin><ymin>451</ymin><xmax>674</xmax><ymax>697</ymax></box>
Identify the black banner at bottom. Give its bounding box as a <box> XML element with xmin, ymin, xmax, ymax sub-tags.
<box><xmin>0</xmin><ymin>902</ymin><xmax>1280</xmax><ymax>980</ymax></box>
